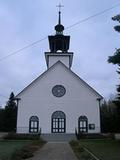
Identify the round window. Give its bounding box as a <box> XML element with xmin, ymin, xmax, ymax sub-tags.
<box><xmin>52</xmin><ymin>85</ymin><xmax>66</xmax><ymax>97</ymax></box>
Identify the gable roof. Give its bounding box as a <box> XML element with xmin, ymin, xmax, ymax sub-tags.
<box><xmin>16</xmin><ymin>61</ymin><xmax>103</xmax><ymax>99</ymax></box>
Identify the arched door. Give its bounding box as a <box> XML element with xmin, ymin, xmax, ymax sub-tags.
<box><xmin>29</xmin><ymin>116</ymin><xmax>39</xmax><ymax>133</ymax></box>
<box><xmin>78</xmin><ymin>116</ymin><xmax>88</xmax><ymax>133</ymax></box>
<box><xmin>51</xmin><ymin>111</ymin><xmax>66</xmax><ymax>133</ymax></box>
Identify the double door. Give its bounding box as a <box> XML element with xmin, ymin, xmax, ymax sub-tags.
<box><xmin>52</xmin><ymin>118</ymin><xmax>65</xmax><ymax>133</ymax></box>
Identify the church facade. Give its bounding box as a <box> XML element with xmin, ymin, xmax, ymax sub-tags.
<box><xmin>16</xmin><ymin>11</ymin><xmax>102</xmax><ymax>134</ymax></box>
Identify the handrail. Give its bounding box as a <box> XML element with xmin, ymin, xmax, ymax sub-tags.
<box><xmin>75</xmin><ymin>127</ymin><xmax>79</xmax><ymax>139</ymax></box>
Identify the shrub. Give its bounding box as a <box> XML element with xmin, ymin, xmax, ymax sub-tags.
<box><xmin>11</xmin><ymin>148</ymin><xmax>33</xmax><ymax>160</ymax></box>
<box><xmin>4</xmin><ymin>133</ymin><xmax>41</xmax><ymax>140</ymax></box>
<box><xmin>11</xmin><ymin>139</ymin><xmax>46</xmax><ymax>160</ymax></box>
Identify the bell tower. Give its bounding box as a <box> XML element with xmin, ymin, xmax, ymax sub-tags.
<box><xmin>45</xmin><ymin>6</ymin><xmax>73</xmax><ymax>69</ymax></box>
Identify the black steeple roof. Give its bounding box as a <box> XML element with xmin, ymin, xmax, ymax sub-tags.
<box><xmin>48</xmin><ymin>10</ymin><xmax>70</xmax><ymax>53</ymax></box>
<box><xmin>55</xmin><ymin>11</ymin><xmax>64</xmax><ymax>35</ymax></box>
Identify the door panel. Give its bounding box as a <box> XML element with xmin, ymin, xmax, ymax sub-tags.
<box><xmin>52</xmin><ymin>118</ymin><xmax>65</xmax><ymax>133</ymax></box>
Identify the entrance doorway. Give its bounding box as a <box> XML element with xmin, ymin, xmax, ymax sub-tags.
<box><xmin>51</xmin><ymin>111</ymin><xmax>66</xmax><ymax>133</ymax></box>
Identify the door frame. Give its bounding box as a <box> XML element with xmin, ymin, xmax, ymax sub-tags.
<box><xmin>51</xmin><ymin>111</ymin><xmax>66</xmax><ymax>133</ymax></box>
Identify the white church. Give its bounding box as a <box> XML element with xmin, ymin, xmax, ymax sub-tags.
<box><xmin>16</xmin><ymin>10</ymin><xmax>102</xmax><ymax>135</ymax></box>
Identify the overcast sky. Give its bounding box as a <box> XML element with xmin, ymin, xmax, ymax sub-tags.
<box><xmin>0</xmin><ymin>0</ymin><xmax>120</xmax><ymax>106</ymax></box>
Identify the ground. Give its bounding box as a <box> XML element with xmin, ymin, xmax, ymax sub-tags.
<box><xmin>79</xmin><ymin>139</ymin><xmax>120</xmax><ymax>160</ymax></box>
<box><xmin>0</xmin><ymin>140</ymin><xmax>32</xmax><ymax>160</ymax></box>
<box><xmin>1</xmin><ymin>139</ymin><xmax>120</xmax><ymax>160</ymax></box>
<box><xmin>0</xmin><ymin>139</ymin><xmax>45</xmax><ymax>160</ymax></box>
<box><xmin>27</xmin><ymin>142</ymin><xmax>78</xmax><ymax>160</ymax></box>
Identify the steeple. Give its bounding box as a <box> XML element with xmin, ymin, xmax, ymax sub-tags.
<box><xmin>58</xmin><ymin>11</ymin><xmax>61</xmax><ymax>24</ymax></box>
<box><xmin>48</xmin><ymin>7</ymin><xmax>70</xmax><ymax>53</ymax></box>
<box><xmin>56</xmin><ymin>3</ymin><xmax>64</xmax><ymax>24</ymax></box>
<box><xmin>55</xmin><ymin>11</ymin><xmax>64</xmax><ymax>35</ymax></box>
<box><xmin>45</xmin><ymin>6</ymin><xmax>73</xmax><ymax>69</ymax></box>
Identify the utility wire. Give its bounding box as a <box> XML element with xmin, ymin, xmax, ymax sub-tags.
<box><xmin>65</xmin><ymin>2</ymin><xmax>120</xmax><ymax>30</ymax></box>
<box><xmin>0</xmin><ymin>36</ymin><xmax>48</xmax><ymax>61</ymax></box>
<box><xmin>0</xmin><ymin>2</ymin><xmax>120</xmax><ymax>62</ymax></box>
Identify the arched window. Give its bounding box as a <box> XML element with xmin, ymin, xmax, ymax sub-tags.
<box><xmin>78</xmin><ymin>116</ymin><xmax>88</xmax><ymax>133</ymax></box>
<box><xmin>51</xmin><ymin>111</ymin><xmax>66</xmax><ymax>133</ymax></box>
<box><xmin>29</xmin><ymin>116</ymin><xmax>39</xmax><ymax>133</ymax></box>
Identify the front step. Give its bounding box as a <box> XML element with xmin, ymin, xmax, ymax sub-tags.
<box><xmin>41</xmin><ymin>133</ymin><xmax>76</xmax><ymax>142</ymax></box>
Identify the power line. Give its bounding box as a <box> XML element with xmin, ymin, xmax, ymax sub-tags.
<box><xmin>0</xmin><ymin>36</ymin><xmax>48</xmax><ymax>61</ymax></box>
<box><xmin>65</xmin><ymin>2</ymin><xmax>120</xmax><ymax>30</ymax></box>
<box><xmin>0</xmin><ymin>2</ymin><xmax>120</xmax><ymax>62</ymax></box>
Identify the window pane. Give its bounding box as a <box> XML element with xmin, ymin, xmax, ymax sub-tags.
<box><xmin>53</xmin><ymin>122</ymin><xmax>55</xmax><ymax>128</ymax></box>
<box><xmin>80</xmin><ymin>122</ymin><xmax>82</xmax><ymax>127</ymax></box>
<box><xmin>62</xmin><ymin>122</ymin><xmax>64</xmax><ymax>128</ymax></box>
<box><xmin>59</xmin><ymin>122</ymin><xmax>62</xmax><ymax>128</ymax></box>
<box><xmin>31</xmin><ymin>122</ymin><xmax>34</xmax><ymax>127</ymax></box>
<box><xmin>34</xmin><ymin>122</ymin><xmax>37</xmax><ymax>127</ymax></box>
<box><xmin>83</xmin><ymin>121</ymin><xmax>86</xmax><ymax>127</ymax></box>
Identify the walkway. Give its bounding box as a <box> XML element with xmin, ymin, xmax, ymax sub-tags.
<box><xmin>27</xmin><ymin>142</ymin><xmax>78</xmax><ymax>160</ymax></box>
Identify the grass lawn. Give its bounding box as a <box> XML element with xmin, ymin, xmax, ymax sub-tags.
<box><xmin>0</xmin><ymin>140</ymin><xmax>32</xmax><ymax>160</ymax></box>
<box><xmin>70</xmin><ymin>140</ymin><xmax>94</xmax><ymax>160</ymax></box>
<box><xmin>80</xmin><ymin>139</ymin><xmax>120</xmax><ymax>160</ymax></box>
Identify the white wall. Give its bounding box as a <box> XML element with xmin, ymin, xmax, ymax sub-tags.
<box><xmin>17</xmin><ymin>62</ymin><xmax>101</xmax><ymax>134</ymax></box>
<box><xmin>49</xmin><ymin>56</ymin><xmax>70</xmax><ymax>68</ymax></box>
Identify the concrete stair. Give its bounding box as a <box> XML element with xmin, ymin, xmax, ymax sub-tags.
<box><xmin>41</xmin><ymin>133</ymin><xmax>76</xmax><ymax>142</ymax></box>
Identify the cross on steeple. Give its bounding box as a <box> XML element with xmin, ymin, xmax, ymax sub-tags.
<box><xmin>56</xmin><ymin>3</ymin><xmax>64</xmax><ymax>12</ymax></box>
<box><xmin>56</xmin><ymin>3</ymin><xmax>64</xmax><ymax>26</ymax></box>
